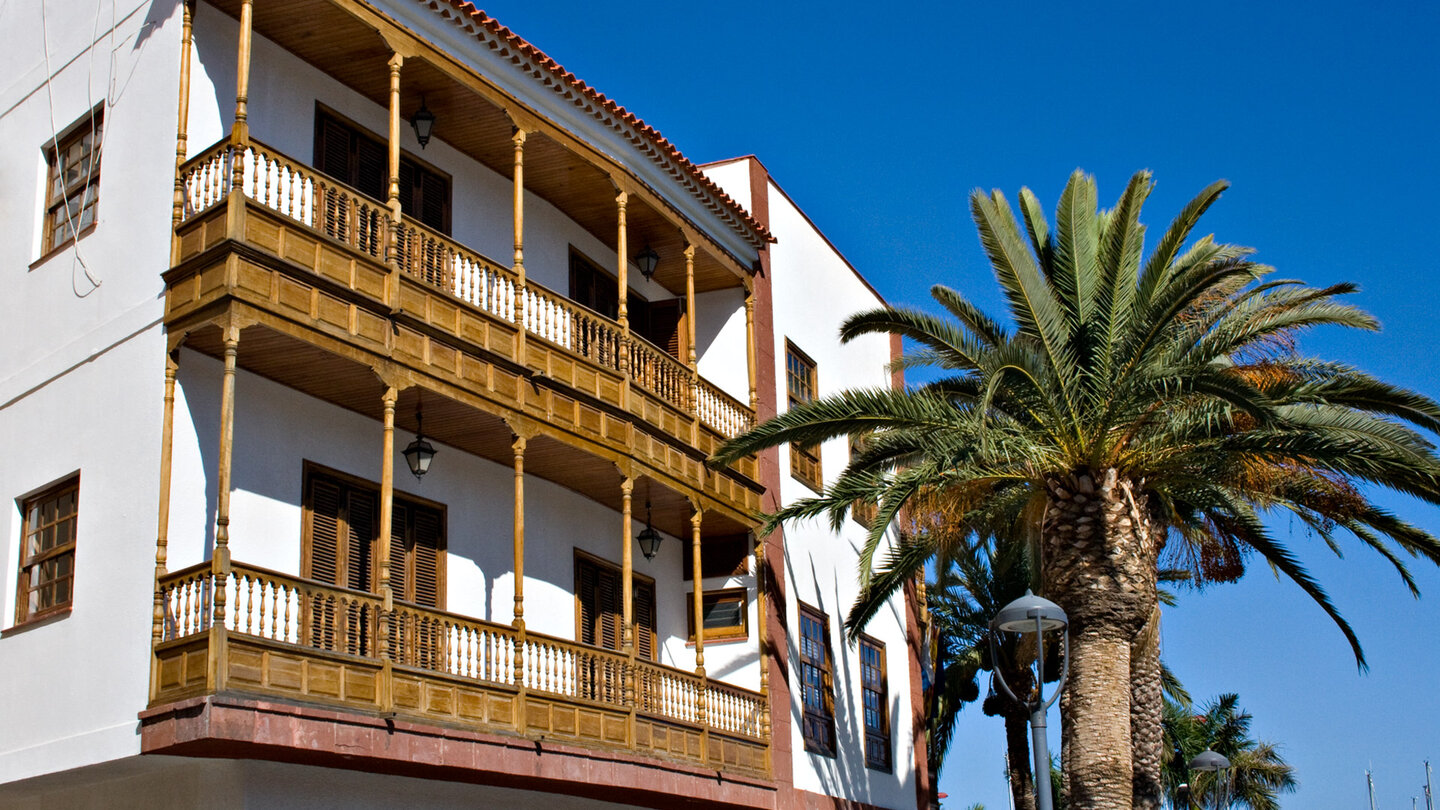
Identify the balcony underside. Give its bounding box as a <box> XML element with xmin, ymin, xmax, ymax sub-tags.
<box><xmin>166</xmin><ymin>191</ymin><xmax>761</xmax><ymax>531</ymax></box>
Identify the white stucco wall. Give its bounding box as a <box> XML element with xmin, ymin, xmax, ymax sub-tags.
<box><xmin>705</xmin><ymin>161</ymin><xmax>919</xmax><ymax>809</ymax></box>
<box><xmin>0</xmin><ymin>0</ymin><xmax>181</xmax><ymax>785</ymax></box>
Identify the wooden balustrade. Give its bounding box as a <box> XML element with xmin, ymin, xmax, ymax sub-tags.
<box><xmin>629</xmin><ymin>337</ymin><xmax>692</xmax><ymax>410</ymax></box>
<box><xmin>175</xmin><ymin>137</ymin><xmax>757</xmax><ymax>438</ymax></box>
<box><xmin>694</xmin><ymin>377</ymin><xmax>754</xmax><ymax>438</ymax></box>
<box><xmin>155</xmin><ymin>560</ymin><xmax>765</xmax><ymax>747</ymax></box>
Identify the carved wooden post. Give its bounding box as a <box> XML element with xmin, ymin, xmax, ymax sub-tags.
<box><xmin>684</xmin><ymin>242</ymin><xmax>699</xmax><ymax>439</ymax></box>
<box><xmin>620</xmin><ymin>474</ymin><xmax>637</xmax><ymax>746</ymax></box>
<box><xmin>512</xmin><ymin>128</ymin><xmax>528</xmax><ymax>359</ymax></box>
<box><xmin>744</xmin><ymin>282</ymin><xmax>758</xmax><ymax>412</ymax></box>
<box><xmin>151</xmin><ymin>350</ymin><xmax>179</xmax><ymax>654</ymax></box>
<box><xmin>229</xmin><ymin>0</ymin><xmax>254</xmax><ymax>190</ymax></box>
<box><xmin>754</xmin><ymin>532</ymin><xmax>772</xmax><ymax>748</ymax></box>
<box><xmin>385</xmin><ymin>54</ymin><xmax>403</xmax><ymax>275</ymax></box>
<box><xmin>511</xmin><ymin>432</ymin><xmax>528</xmax><ymax>630</ymax></box>
<box><xmin>377</xmin><ymin>386</ymin><xmax>398</xmax><ymax>712</ymax></box>
<box><xmin>171</xmin><ymin>0</ymin><xmax>194</xmax><ymax>228</ymax></box>
<box><xmin>209</xmin><ymin>324</ymin><xmax>240</xmax><ymax>692</ymax></box>
<box><xmin>691</xmin><ymin>505</ymin><xmax>708</xmax><ymax>737</ymax></box>
<box><xmin>615</xmin><ymin>191</ymin><xmax>631</xmax><ymax>405</ymax></box>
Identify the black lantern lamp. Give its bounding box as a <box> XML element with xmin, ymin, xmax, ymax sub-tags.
<box><xmin>637</xmin><ymin>498</ymin><xmax>662</xmax><ymax>560</ymax></box>
<box><xmin>636</xmin><ymin>244</ymin><xmax>660</xmax><ymax>281</ymax></box>
<box><xmin>411</xmin><ymin>96</ymin><xmax>436</xmax><ymax>149</ymax></box>
<box><xmin>403</xmin><ymin>398</ymin><xmax>437</xmax><ymax>481</ymax></box>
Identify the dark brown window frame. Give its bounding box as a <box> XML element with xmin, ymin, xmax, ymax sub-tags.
<box><xmin>859</xmin><ymin>633</ymin><xmax>893</xmax><ymax>772</ymax></box>
<box><xmin>14</xmin><ymin>474</ymin><xmax>81</xmax><ymax>626</ymax></box>
<box><xmin>312</xmin><ymin>104</ymin><xmax>452</xmax><ymax>235</ymax></box>
<box><xmin>300</xmin><ymin>461</ymin><xmax>447</xmax><ymax>608</ymax></box>
<box><xmin>798</xmin><ymin>601</ymin><xmax>837</xmax><ymax>756</ymax></box>
<box><xmin>786</xmin><ymin>340</ymin><xmax>822</xmax><ymax>492</ymax></box>
<box><xmin>41</xmin><ymin>107</ymin><xmax>103</xmax><ymax>256</ymax></box>
<box><xmin>685</xmin><ymin>587</ymin><xmax>748</xmax><ymax>643</ymax></box>
<box><xmin>573</xmin><ymin>549</ymin><xmax>658</xmax><ymax>661</ymax></box>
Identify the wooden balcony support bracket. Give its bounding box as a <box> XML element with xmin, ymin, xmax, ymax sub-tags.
<box><xmin>230</xmin><ymin>0</ymin><xmax>254</xmax><ymax>176</ymax></box>
<box><xmin>171</xmin><ymin>0</ymin><xmax>195</xmax><ymax>228</ymax></box>
<box><xmin>385</xmin><ymin>52</ymin><xmax>404</xmax><ymax>274</ymax></box>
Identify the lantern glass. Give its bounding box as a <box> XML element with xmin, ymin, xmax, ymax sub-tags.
<box><xmin>637</xmin><ymin>245</ymin><xmax>660</xmax><ymax>280</ymax></box>
<box><xmin>411</xmin><ymin>99</ymin><xmax>436</xmax><ymax>149</ymax></box>
<box><xmin>404</xmin><ymin>436</ymin><xmax>436</xmax><ymax>480</ymax></box>
<box><xmin>637</xmin><ymin>525</ymin><xmax>662</xmax><ymax>560</ymax></box>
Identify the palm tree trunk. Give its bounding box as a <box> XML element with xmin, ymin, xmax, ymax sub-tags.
<box><xmin>1043</xmin><ymin>468</ymin><xmax>1160</xmax><ymax>810</ymax></box>
<box><xmin>1131</xmin><ymin>617</ymin><xmax>1164</xmax><ymax>810</ymax></box>
<box><xmin>1005</xmin><ymin>711</ymin><xmax>1038</xmax><ymax>810</ymax></box>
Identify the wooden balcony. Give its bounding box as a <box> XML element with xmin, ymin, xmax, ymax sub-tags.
<box><xmin>150</xmin><ymin>560</ymin><xmax>770</xmax><ymax>779</ymax></box>
<box><xmin>167</xmin><ymin>138</ymin><xmax>761</xmax><ymax>520</ymax></box>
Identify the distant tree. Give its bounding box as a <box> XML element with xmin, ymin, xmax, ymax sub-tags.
<box><xmin>1162</xmin><ymin>693</ymin><xmax>1296</xmax><ymax>809</ymax></box>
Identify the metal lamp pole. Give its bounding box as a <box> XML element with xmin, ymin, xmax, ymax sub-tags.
<box><xmin>990</xmin><ymin>591</ymin><xmax>1069</xmax><ymax>810</ymax></box>
<box><xmin>1190</xmin><ymin>750</ymin><xmax>1232</xmax><ymax>810</ymax></box>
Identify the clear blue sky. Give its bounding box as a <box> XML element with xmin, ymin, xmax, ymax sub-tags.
<box><xmin>473</xmin><ymin>2</ymin><xmax>1440</xmax><ymax>806</ymax></box>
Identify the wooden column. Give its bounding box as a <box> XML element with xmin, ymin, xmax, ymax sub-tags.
<box><xmin>620</xmin><ymin>477</ymin><xmax>635</xmax><ymax>653</ymax></box>
<box><xmin>615</xmin><ymin>191</ymin><xmax>631</xmax><ymax>387</ymax></box>
<box><xmin>512</xmin><ymin>129</ymin><xmax>528</xmax><ymax>358</ymax></box>
<box><xmin>691</xmin><ymin>507</ymin><xmax>706</xmax><ymax>677</ymax></box>
<box><xmin>511</xmin><ymin>432</ymin><xmax>527</xmax><ymax>629</ymax></box>
<box><xmin>229</xmin><ymin>0</ymin><xmax>253</xmax><ymax>189</ymax></box>
<box><xmin>684</xmin><ymin>244</ymin><xmax>698</xmax><ymax>372</ymax></box>
<box><xmin>208</xmin><ymin>325</ymin><xmax>240</xmax><ymax>692</ymax></box>
<box><xmin>377</xmin><ymin>387</ymin><xmax>398</xmax><ymax>652</ymax></box>
<box><xmin>151</xmin><ymin>351</ymin><xmax>179</xmax><ymax>649</ymax></box>
<box><xmin>745</xmin><ymin>283</ymin><xmax>758</xmax><ymax>411</ymax></box>
<box><xmin>171</xmin><ymin>0</ymin><xmax>195</xmax><ymax>227</ymax></box>
<box><xmin>385</xmin><ymin>54</ymin><xmax>403</xmax><ymax>272</ymax></box>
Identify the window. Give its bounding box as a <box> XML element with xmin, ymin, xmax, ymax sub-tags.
<box><xmin>798</xmin><ymin>602</ymin><xmax>836</xmax><ymax>755</ymax></box>
<box><xmin>302</xmin><ymin>466</ymin><xmax>445</xmax><ymax>606</ymax></box>
<box><xmin>860</xmin><ymin>635</ymin><xmax>892</xmax><ymax>772</ymax></box>
<box><xmin>849</xmin><ymin>435</ymin><xmax>878</xmax><ymax>527</ymax></box>
<box><xmin>574</xmin><ymin>551</ymin><xmax>656</xmax><ymax>660</ymax></box>
<box><xmin>686</xmin><ymin>588</ymin><xmax>747</xmax><ymax>642</ymax></box>
<box><xmin>313</xmin><ymin>108</ymin><xmax>451</xmax><ymax>234</ymax></box>
<box><xmin>15</xmin><ymin>475</ymin><xmax>80</xmax><ymax>624</ymax></box>
<box><xmin>786</xmin><ymin>342</ymin><xmax>822</xmax><ymax>490</ymax></box>
<box><xmin>42</xmin><ymin>109</ymin><xmax>103</xmax><ymax>254</ymax></box>
<box><xmin>569</xmin><ymin>249</ymin><xmax>685</xmax><ymax>358</ymax></box>
<box><xmin>682</xmin><ymin>532</ymin><xmax>749</xmax><ymax>580</ymax></box>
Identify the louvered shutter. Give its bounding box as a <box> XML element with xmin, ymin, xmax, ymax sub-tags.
<box><xmin>420</xmin><ymin>171</ymin><xmax>448</xmax><ymax>233</ymax></box>
<box><xmin>412</xmin><ymin>505</ymin><xmax>442</xmax><ymax>608</ymax></box>
<box><xmin>344</xmin><ymin>489</ymin><xmax>375</xmax><ymax>592</ymax></box>
<box><xmin>355</xmin><ymin>136</ymin><xmax>386</xmax><ymax>200</ymax></box>
<box><xmin>646</xmin><ymin>299</ymin><xmax>684</xmax><ymax>359</ymax></box>
<box><xmin>308</xmin><ymin>477</ymin><xmax>342</xmax><ymax>585</ymax></box>
<box><xmin>577</xmin><ymin>558</ymin><xmax>599</xmax><ymax>647</ymax></box>
<box><xmin>389</xmin><ymin>501</ymin><xmax>410</xmax><ymax>599</ymax></box>
<box><xmin>315</xmin><ymin>117</ymin><xmax>353</xmax><ymax>184</ymax></box>
<box><xmin>634</xmin><ymin>580</ymin><xmax>656</xmax><ymax>661</ymax></box>
<box><xmin>597</xmin><ymin>567</ymin><xmax>620</xmax><ymax>651</ymax></box>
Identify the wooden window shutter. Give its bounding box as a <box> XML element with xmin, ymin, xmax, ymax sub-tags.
<box><xmin>355</xmin><ymin>136</ymin><xmax>386</xmax><ymax>200</ymax></box>
<box><xmin>597</xmin><ymin>567</ymin><xmax>620</xmax><ymax>651</ymax></box>
<box><xmin>308</xmin><ymin>477</ymin><xmax>343</xmax><ymax>586</ymax></box>
<box><xmin>316</xmin><ymin>116</ymin><xmax>353</xmax><ymax>185</ymax></box>
<box><xmin>577</xmin><ymin>557</ymin><xmax>598</xmax><ymax>646</ymax></box>
<box><xmin>389</xmin><ymin>500</ymin><xmax>410</xmax><ymax>599</ymax></box>
<box><xmin>634</xmin><ymin>580</ymin><xmax>656</xmax><ymax>661</ymax></box>
<box><xmin>344</xmin><ymin>488</ymin><xmax>375</xmax><ymax>592</ymax></box>
<box><xmin>411</xmin><ymin>505</ymin><xmax>443</xmax><ymax>608</ymax></box>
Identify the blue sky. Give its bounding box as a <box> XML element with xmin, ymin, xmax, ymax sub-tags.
<box><xmin>474</xmin><ymin>1</ymin><xmax>1440</xmax><ymax>806</ymax></box>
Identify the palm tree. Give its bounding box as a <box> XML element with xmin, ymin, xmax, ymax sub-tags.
<box><xmin>1162</xmin><ymin>693</ymin><xmax>1296</xmax><ymax>809</ymax></box>
<box><xmin>925</xmin><ymin>534</ymin><xmax>1042</xmax><ymax>810</ymax></box>
<box><xmin>710</xmin><ymin>170</ymin><xmax>1440</xmax><ymax>809</ymax></box>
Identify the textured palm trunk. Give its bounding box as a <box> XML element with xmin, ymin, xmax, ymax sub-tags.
<box><xmin>1004</xmin><ymin>711</ymin><xmax>1038</xmax><ymax>810</ymax></box>
<box><xmin>1131</xmin><ymin>621</ymin><xmax>1164</xmax><ymax>810</ymax></box>
<box><xmin>1042</xmin><ymin>468</ymin><xmax>1159</xmax><ymax>810</ymax></box>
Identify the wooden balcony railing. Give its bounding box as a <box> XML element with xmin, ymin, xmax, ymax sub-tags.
<box><xmin>177</xmin><ymin>138</ymin><xmax>754</xmax><ymax>439</ymax></box>
<box><xmin>154</xmin><ymin>560</ymin><xmax>767</xmax><ymax>776</ymax></box>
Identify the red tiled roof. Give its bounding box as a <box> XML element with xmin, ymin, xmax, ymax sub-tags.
<box><xmin>423</xmin><ymin>1</ymin><xmax>775</xmax><ymax>250</ymax></box>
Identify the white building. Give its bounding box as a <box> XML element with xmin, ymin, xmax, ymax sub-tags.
<box><xmin>0</xmin><ymin>2</ymin><xmax>928</xmax><ymax>808</ymax></box>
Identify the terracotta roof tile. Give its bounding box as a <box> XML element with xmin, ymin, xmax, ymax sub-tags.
<box><xmin>425</xmin><ymin>1</ymin><xmax>774</xmax><ymax>249</ymax></box>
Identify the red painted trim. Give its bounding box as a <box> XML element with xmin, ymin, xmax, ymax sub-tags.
<box><xmin>140</xmin><ymin>695</ymin><xmax>776</xmax><ymax>809</ymax></box>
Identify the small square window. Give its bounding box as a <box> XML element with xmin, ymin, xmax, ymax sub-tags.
<box><xmin>15</xmin><ymin>475</ymin><xmax>80</xmax><ymax>624</ymax></box>
<box><xmin>687</xmin><ymin>588</ymin><xmax>747</xmax><ymax>642</ymax></box>
<box><xmin>42</xmin><ymin>110</ymin><xmax>103</xmax><ymax>255</ymax></box>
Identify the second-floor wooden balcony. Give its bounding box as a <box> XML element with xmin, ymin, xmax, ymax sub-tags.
<box><xmin>149</xmin><ymin>559</ymin><xmax>770</xmax><ymax>780</ymax></box>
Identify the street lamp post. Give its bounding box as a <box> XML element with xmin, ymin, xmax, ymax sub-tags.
<box><xmin>1189</xmin><ymin>749</ymin><xmax>1232</xmax><ymax>809</ymax></box>
<box><xmin>990</xmin><ymin>590</ymin><xmax>1069</xmax><ymax>810</ymax></box>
